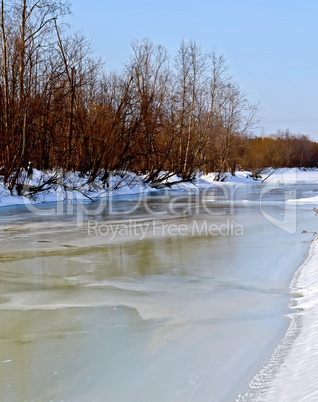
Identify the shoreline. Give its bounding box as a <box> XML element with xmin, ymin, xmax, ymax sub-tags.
<box><xmin>261</xmin><ymin>237</ymin><xmax>318</xmax><ymax>401</ymax></box>
<box><xmin>237</xmin><ymin>238</ymin><xmax>318</xmax><ymax>401</ymax></box>
<box><xmin>1</xmin><ymin>167</ymin><xmax>317</xmax><ymax>210</ymax></box>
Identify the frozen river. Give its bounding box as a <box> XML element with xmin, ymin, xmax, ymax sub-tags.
<box><xmin>0</xmin><ymin>181</ymin><xmax>317</xmax><ymax>401</ymax></box>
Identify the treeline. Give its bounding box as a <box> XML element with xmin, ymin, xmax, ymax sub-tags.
<box><xmin>0</xmin><ymin>1</ymin><xmax>317</xmax><ymax>193</ymax></box>
<box><xmin>242</xmin><ymin>131</ymin><xmax>318</xmax><ymax>172</ymax></box>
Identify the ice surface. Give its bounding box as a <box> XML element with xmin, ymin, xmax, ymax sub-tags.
<box><xmin>0</xmin><ymin>180</ymin><xmax>318</xmax><ymax>401</ymax></box>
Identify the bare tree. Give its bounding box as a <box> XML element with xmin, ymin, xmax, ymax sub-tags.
<box><xmin>0</xmin><ymin>9</ymin><xmax>263</xmax><ymax>194</ymax></box>
<box><xmin>125</xmin><ymin>38</ymin><xmax>170</xmax><ymax>182</ymax></box>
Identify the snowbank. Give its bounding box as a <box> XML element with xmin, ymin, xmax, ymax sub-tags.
<box><xmin>288</xmin><ymin>195</ymin><xmax>318</xmax><ymax>205</ymax></box>
<box><xmin>0</xmin><ymin>170</ymin><xmax>151</xmax><ymax>208</ymax></box>
<box><xmin>237</xmin><ymin>238</ymin><xmax>318</xmax><ymax>402</ymax></box>
<box><xmin>1</xmin><ymin>168</ymin><xmax>318</xmax><ymax>209</ymax></box>
<box><xmin>262</xmin><ymin>238</ymin><xmax>318</xmax><ymax>402</ymax></box>
<box><xmin>260</xmin><ymin>168</ymin><xmax>318</xmax><ymax>184</ymax></box>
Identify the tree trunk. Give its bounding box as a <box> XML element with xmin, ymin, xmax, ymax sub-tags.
<box><xmin>0</xmin><ymin>0</ymin><xmax>8</xmax><ymax>129</ymax></box>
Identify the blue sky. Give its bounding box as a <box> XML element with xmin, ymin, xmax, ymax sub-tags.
<box><xmin>66</xmin><ymin>0</ymin><xmax>318</xmax><ymax>139</ymax></box>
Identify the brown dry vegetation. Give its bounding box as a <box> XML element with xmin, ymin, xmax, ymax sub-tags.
<box><xmin>0</xmin><ymin>1</ymin><xmax>317</xmax><ymax>192</ymax></box>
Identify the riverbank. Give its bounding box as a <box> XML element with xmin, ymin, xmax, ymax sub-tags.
<box><xmin>1</xmin><ymin>167</ymin><xmax>318</xmax><ymax>209</ymax></box>
<box><xmin>0</xmin><ymin>169</ymin><xmax>256</xmax><ymax>208</ymax></box>
<box><xmin>266</xmin><ymin>237</ymin><xmax>318</xmax><ymax>401</ymax></box>
<box><xmin>236</xmin><ymin>238</ymin><xmax>318</xmax><ymax>401</ymax></box>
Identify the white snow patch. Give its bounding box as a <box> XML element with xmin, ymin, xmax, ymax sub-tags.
<box><xmin>237</xmin><ymin>239</ymin><xmax>318</xmax><ymax>402</ymax></box>
<box><xmin>1</xmin><ymin>168</ymin><xmax>318</xmax><ymax>209</ymax></box>
<box><xmin>287</xmin><ymin>195</ymin><xmax>318</xmax><ymax>205</ymax></box>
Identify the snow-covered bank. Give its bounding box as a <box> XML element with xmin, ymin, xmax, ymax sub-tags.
<box><xmin>0</xmin><ymin>169</ymin><xmax>256</xmax><ymax>208</ymax></box>
<box><xmin>288</xmin><ymin>195</ymin><xmax>318</xmax><ymax>205</ymax></box>
<box><xmin>237</xmin><ymin>238</ymin><xmax>318</xmax><ymax>401</ymax></box>
<box><xmin>259</xmin><ymin>168</ymin><xmax>318</xmax><ymax>184</ymax></box>
<box><xmin>262</xmin><ymin>238</ymin><xmax>318</xmax><ymax>401</ymax></box>
<box><xmin>0</xmin><ymin>170</ymin><xmax>151</xmax><ymax>208</ymax></box>
<box><xmin>1</xmin><ymin>168</ymin><xmax>318</xmax><ymax>209</ymax></box>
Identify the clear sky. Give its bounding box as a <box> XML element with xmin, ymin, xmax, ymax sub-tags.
<box><xmin>66</xmin><ymin>0</ymin><xmax>318</xmax><ymax>139</ymax></box>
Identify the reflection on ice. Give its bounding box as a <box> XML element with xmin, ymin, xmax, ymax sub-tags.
<box><xmin>0</xmin><ymin>186</ymin><xmax>317</xmax><ymax>401</ymax></box>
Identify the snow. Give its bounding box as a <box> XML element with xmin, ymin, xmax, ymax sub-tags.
<box><xmin>288</xmin><ymin>195</ymin><xmax>318</xmax><ymax>205</ymax></box>
<box><xmin>263</xmin><ymin>168</ymin><xmax>318</xmax><ymax>184</ymax></box>
<box><xmin>0</xmin><ymin>170</ymin><xmax>150</xmax><ymax>207</ymax></box>
<box><xmin>239</xmin><ymin>239</ymin><xmax>318</xmax><ymax>402</ymax></box>
<box><xmin>1</xmin><ymin>168</ymin><xmax>318</xmax><ymax>208</ymax></box>
<box><xmin>0</xmin><ymin>190</ymin><xmax>32</xmax><ymax>207</ymax></box>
